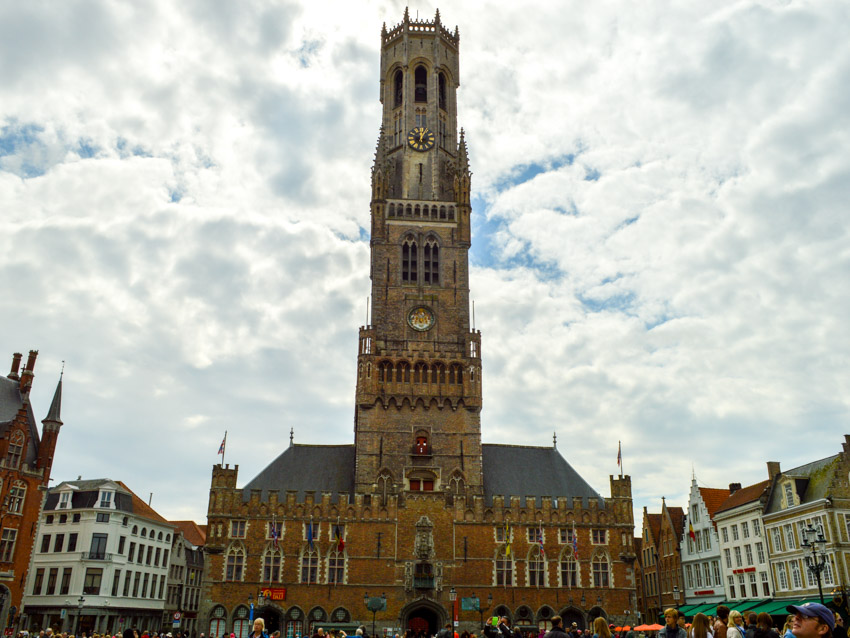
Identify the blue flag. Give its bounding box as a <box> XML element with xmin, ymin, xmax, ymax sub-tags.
<box><xmin>307</xmin><ymin>520</ymin><xmax>314</xmax><ymax>550</ymax></box>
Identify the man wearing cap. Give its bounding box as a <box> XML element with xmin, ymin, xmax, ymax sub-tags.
<box><xmin>788</xmin><ymin>603</ymin><xmax>834</xmax><ymax>638</ymax></box>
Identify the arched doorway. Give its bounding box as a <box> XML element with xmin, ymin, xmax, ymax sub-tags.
<box><xmin>401</xmin><ymin>600</ymin><xmax>446</xmax><ymax>637</ymax></box>
<box><xmin>560</xmin><ymin>608</ymin><xmax>585</xmax><ymax>631</ymax></box>
<box><xmin>257</xmin><ymin>606</ymin><xmax>283</xmax><ymax>635</ymax></box>
<box><xmin>587</xmin><ymin>607</ymin><xmax>607</xmax><ymax>630</ymax></box>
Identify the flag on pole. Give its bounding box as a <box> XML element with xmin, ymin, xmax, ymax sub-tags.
<box><xmin>572</xmin><ymin>522</ymin><xmax>579</xmax><ymax>559</ymax></box>
<box><xmin>334</xmin><ymin>522</ymin><xmax>345</xmax><ymax>552</ymax></box>
<box><xmin>504</xmin><ymin>521</ymin><xmax>511</xmax><ymax>556</ymax></box>
<box><xmin>271</xmin><ymin>516</ymin><xmax>280</xmax><ymax>550</ymax></box>
<box><xmin>538</xmin><ymin>522</ymin><xmax>545</xmax><ymax>558</ymax></box>
<box><xmin>617</xmin><ymin>441</ymin><xmax>622</xmax><ymax>468</ymax></box>
<box><xmin>218</xmin><ymin>432</ymin><xmax>226</xmax><ymax>456</ymax></box>
<box><xmin>307</xmin><ymin>518</ymin><xmax>314</xmax><ymax>551</ymax></box>
<box><xmin>688</xmin><ymin>520</ymin><xmax>696</xmax><ymax>542</ymax></box>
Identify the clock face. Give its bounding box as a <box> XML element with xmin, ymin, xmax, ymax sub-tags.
<box><xmin>408</xmin><ymin>306</ymin><xmax>435</xmax><ymax>332</ymax></box>
<box><xmin>407</xmin><ymin>127</ymin><xmax>435</xmax><ymax>152</ymax></box>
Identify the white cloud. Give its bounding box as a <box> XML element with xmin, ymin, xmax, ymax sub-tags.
<box><xmin>1</xmin><ymin>0</ymin><xmax>848</xmax><ymax>525</ymax></box>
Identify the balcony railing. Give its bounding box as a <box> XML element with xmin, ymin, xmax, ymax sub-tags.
<box><xmin>81</xmin><ymin>551</ymin><xmax>113</xmax><ymax>561</ymax></box>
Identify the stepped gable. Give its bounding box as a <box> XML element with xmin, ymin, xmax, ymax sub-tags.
<box><xmin>764</xmin><ymin>454</ymin><xmax>841</xmax><ymax>514</ymax></box>
<box><xmin>481</xmin><ymin>443</ymin><xmax>604</xmax><ymax>507</ymax></box>
<box><xmin>714</xmin><ymin>480</ymin><xmax>770</xmax><ymax>514</ymax></box>
<box><xmin>240</xmin><ymin>443</ymin><xmax>355</xmax><ymax>503</ymax></box>
<box><xmin>699</xmin><ymin>487</ymin><xmax>731</xmax><ymax>519</ymax></box>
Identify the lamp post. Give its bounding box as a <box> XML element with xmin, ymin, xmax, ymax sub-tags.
<box><xmin>801</xmin><ymin>524</ymin><xmax>829</xmax><ymax>604</ymax></box>
<box><xmin>73</xmin><ymin>595</ymin><xmax>85</xmax><ymax>637</ymax></box>
<box><xmin>654</xmin><ymin>550</ymin><xmax>662</xmax><ymax>623</ymax></box>
<box><xmin>672</xmin><ymin>586</ymin><xmax>680</xmax><ymax>610</ymax></box>
<box><xmin>450</xmin><ymin>588</ymin><xmax>457</xmax><ymax>630</ymax></box>
<box><xmin>364</xmin><ymin>593</ymin><xmax>386</xmax><ymax>638</ymax></box>
<box><xmin>471</xmin><ymin>592</ymin><xmax>493</xmax><ymax>628</ymax></box>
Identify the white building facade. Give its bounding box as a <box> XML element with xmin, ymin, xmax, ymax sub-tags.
<box><xmin>22</xmin><ymin>479</ymin><xmax>176</xmax><ymax>634</ymax></box>
<box><xmin>714</xmin><ymin>477</ymin><xmax>773</xmax><ymax>602</ymax></box>
<box><xmin>680</xmin><ymin>479</ymin><xmax>728</xmax><ymax>606</ymax></box>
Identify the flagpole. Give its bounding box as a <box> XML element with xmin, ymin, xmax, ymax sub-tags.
<box><xmin>220</xmin><ymin>430</ymin><xmax>227</xmax><ymax>466</ymax></box>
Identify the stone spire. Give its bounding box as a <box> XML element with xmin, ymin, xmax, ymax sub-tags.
<box><xmin>43</xmin><ymin>369</ymin><xmax>63</xmax><ymax>427</ymax></box>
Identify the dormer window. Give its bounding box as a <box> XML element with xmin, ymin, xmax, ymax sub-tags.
<box><xmin>59</xmin><ymin>492</ymin><xmax>70</xmax><ymax>510</ymax></box>
<box><xmin>99</xmin><ymin>491</ymin><xmax>113</xmax><ymax>508</ymax></box>
<box><xmin>783</xmin><ymin>483</ymin><xmax>795</xmax><ymax>509</ymax></box>
<box><xmin>4</xmin><ymin>431</ymin><xmax>24</xmax><ymax>470</ymax></box>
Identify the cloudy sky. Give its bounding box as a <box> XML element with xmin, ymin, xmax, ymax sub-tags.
<box><xmin>2</xmin><ymin>0</ymin><xmax>849</xmax><ymax>527</ymax></box>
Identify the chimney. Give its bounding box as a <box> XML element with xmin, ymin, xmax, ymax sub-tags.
<box><xmin>729</xmin><ymin>483</ymin><xmax>742</xmax><ymax>495</ymax></box>
<box><xmin>767</xmin><ymin>461</ymin><xmax>781</xmax><ymax>480</ymax></box>
<box><xmin>20</xmin><ymin>349</ymin><xmax>38</xmax><ymax>391</ymax></box>
<box><xmin>843</xmin><ymin>435</ymin><xmax>850</xmax><ymax>455</ymax></box>
<box><xmin>8</xmin><ymin>352</ymin><xmax>22</xmax><ymax>380</ymax></box>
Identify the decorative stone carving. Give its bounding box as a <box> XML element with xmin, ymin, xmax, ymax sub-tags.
<box><xmin>414</xmin><ymin>515</ymin><xmax>435</xmax><ymax>560</ymax></box>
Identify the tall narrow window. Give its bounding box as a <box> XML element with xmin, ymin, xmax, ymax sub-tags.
<box><xmin>402</xmin><ymin>236</ymin><xmax>417</xmax><ymax>282</ymax></box>
<box><xmin>394</xmin><ymin>70</ymin><xmax>403</xmax><ymax>108</ymax></box>
<box><xmin>496</xmin><ymin>546</ymin><xmax>513</xmax><ymax>586</ymax></box>
<box><xmin>592</xmin><ymin>556</ymin><xmax>610</xmax><ymax>587</ymax></box>
<box><xmin>301</xmin><ymin>549</ymin><xmax>318</xmax><ymax>583</ymax></box>
<box><xmin>264</xmin><ymin>549</ymin><xmax>282</xmax><ymax>582</ymax></box>
<box><xmin>8</xmin><ymin>482</ymin><xmax>25</xmax><ymax>513</ymax></box>
<box><xmin>438</xmin><ymin>72</ymin><xmax>447</xmax><ymax>110</ymax></box>
<box><xmin>414</xmin><ymin>66</ymin><xmax>427</xmax><ymax>102</ymax></box>
<box><xmin>327</xmin><ymin>550</ymin><xmax>345</xmax><ymax>583</ymax></box>
<box><xmin>423</xmin><ymin>239</ymin><xmax>439</xmax><ymax>284</ymax></box>
<box><xmin>0</xmin><ymin>529</ymin><xmax>17</xmax><ymax>562</ymax></box>
<box><xmin>226</xmin><ymin>547</ymin><xmax>244</xmax><ymax>581</ymax></box>
<box><xmin>528</xmin><ymin>552</ymin><xmax>545</xmax><ymax>587</ymax></box>
<box><xmin>560</xmin><ymin>552</ymin><xmax>578</xmax><ymax>587</ymax></box>
<box><xmin>4</xmin><ymin>431</ymin><xmax>23</xmax><ymax>469</ymax></box>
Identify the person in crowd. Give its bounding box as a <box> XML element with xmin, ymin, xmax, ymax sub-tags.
<box><xmin>787</xmin><ymin>604</ymin><xmax>834</xmax><ymax>638</ymax></box>
<box><xmin>728</xmin><ymin>612</ymin><xmax>746</xmax><ymax>638</ymax></box>
<box><xmin>746</xmin><ymin>616</ymin><xmax>758</xmax><ymax>638</ymax></box>
<box><xmin>592</xmin><ymin>619</ymin><xmax>611</xmax><ymax>638</ymax></box>
<box><xmin>545</xmin><ymin>616</ymin><xmax>568</xmax><ymax>638</ymax></box>
<box><xmin>250</xmin><ymin>619</ymin><xmax>269</xmax><ymax>638</ymax></box>
<box><xmin>833</xmin><ymin>615</ymin><xmax>846</xmax><ymax>638</ymax></box>
<box><xmin>659</xmin><ymin>610</ymin><xmax>685</xmax><ymax>638</ymax></box>
<box><xmin>689</xmin><ymin>613</ymin><xmax>712</xmax><ymax>638</ymax></box>
<box><xmin>783</xmin><ymin>617</ymin><xmax>796</xmax><ymax>638</ymax></box>
<box><xmin>754</xmin><ymin>612</ymin><xmax>777</xmax><ymax>638</ymax></box>
<box><xmin>716</xmin><ymin>608</ymin><xmax>730</xmax><ymax>638</ymax></box>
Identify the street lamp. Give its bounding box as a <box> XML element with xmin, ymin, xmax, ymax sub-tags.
<box><xmin>801</xmin><ymin>524</ymin><xmax>829</xmax><ymax>604</ymax></box>
<box><xmin>673</xmin><ymin>586</ymin><xmax>680</xmax><ymax>610</ymax></box>
<box><xmin>73</xmin><ymin>596</ymin><xmax>85</xmax><ymax>636</ymax></box>
<box><xmin>450</xmin><ymin>588</ymin><xmax>457</xmax><ymax>629</ymax></box>
<box><xmin>364</xmin><ymin>593</ymin><xmax>386</xmax><ymax>638</ymax></box>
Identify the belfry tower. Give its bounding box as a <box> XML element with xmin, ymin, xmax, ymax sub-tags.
<box><xmin>354</xmin><ymin>9</ymin><xmax>482</xmax><ymax>497</ymax></box>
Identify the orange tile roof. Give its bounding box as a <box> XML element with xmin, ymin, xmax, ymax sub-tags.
<box><xmin>646</xmin><ymin>512</ymin><xmax>662</xmax><ymax>546</ymax></box>
<box><xmin>699</xmin><ymin>487</ymin><xmax>732</xmax><ymax>518</ymax></box>
<box><xmin>117</xmin><ymin>481</ymin><xmax>172</xmax><ymax>526</ymax></box>
<box><xmin>171</xmin><ymin>520</ymin><xmax>207</xmax><ymax>546</ymax></box>
<box><xmin>715</xmin><ymin>480</ymin><xmax>771</xmax><ymax>514</ymax></box>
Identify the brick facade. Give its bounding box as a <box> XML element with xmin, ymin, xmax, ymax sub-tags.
<box><xmin>199</xmin><ymin>11</ymin><xmax>636</xmax><ymax>638</ymax></box>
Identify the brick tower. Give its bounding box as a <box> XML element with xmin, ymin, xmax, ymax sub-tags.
<box><xmin>354</xmin><ymin>8</ymin><xmax>482</xmax><ymax>496</ymax></box>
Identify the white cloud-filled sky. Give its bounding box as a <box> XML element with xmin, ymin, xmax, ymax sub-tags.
<box><xmin>2</xmin><ymin>0</ymin><xmax>849</xmax><ymax>526</ymax></box>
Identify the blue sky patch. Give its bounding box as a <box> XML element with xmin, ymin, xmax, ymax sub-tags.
<box><xmin>295</xmin><ymin>40</ymin><xmax>322</xmax><ymax>68</ymax></box>
<box><xmin>584</xmin><ymin>167</ymin><xmax>601</xmax><ymax>181</ymax></box>
<box><xmin>578</xmin><ymin>290</ymin><xmax>636</xmax><ymax>314</ymax></box>
<box><xmin>493</xmin><ymin>153</ymin><xmax>575</xmax><ymax>193</ymax></box>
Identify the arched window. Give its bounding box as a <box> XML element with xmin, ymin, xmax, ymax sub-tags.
<box><xmin>394</xmin><ymin>69</ymin><xmax>403</xmax><ymax>108</ymax></box>
<box><xmin>327</xmin><ymin>549</ymin><xmax>345</xmax><ymax>584</ymax></box>
<box><xmin>495</xmin><ymin>546</ymin><xmax>513</xmax><ymax>586</ymax></box>
<box><xmin>8</xmin><ymin>481</ymin><xmax>26</xmax><ymax>514</ymax></box>
<box><xmin>378</xmin><ymin>471</ymin><xmax>392</xmax><ymax>506</ymax></box>
<box><xmin>157</xmin><ymin>532</ymin><xmax>163</xmax><ymax>541</ymax></box>
<box><xmin>225</xmin><ymin>546</ymin><xmax>245</xmax><ymax>581</ymax></box>
<box><xmin>4</xmin><ymin>431</ymin><xmax>24</xmax><ymax>470</ymax></box>
<box><xmin>527</xmin><ymin>549</ymin><xmax>546</xmax><ymax>587</ymax></box>
<box><xmin>233</xmin><ymin>606</ymin><xmax>251</xmax><ymax>638</ymax></box>
<box><xmin>493</xmin><ymin>605</ymin><xmax>512</xmax><ymax>621</ymax></box>
<box><xmin>301</xmin><ymin>547</ymin><xmax>319</xmax><ymax>583</ymax></box>
<box><xmin>286</xmin><ymin>607</ymin><xmax>304</xmax><ymax>638</ymax></box>
<box><xmin>413</xmin><ymin>436</ymin><xmax>429</xmax><ymax>455</ymax></box>
<box><xmin>449</xmin><ymin>474</ymin><xmax>464</xmax><ymax>495</ymax></box>
<box><xmin>560</xmin><ymin>549</ymin><xmax>579</xmax><ymax>587</ymax></box>
<box><xmin>402</xmin><ymin>236</ymin><xmax>418</xmax><ymax>282</ymax></box>
<box><xmin>423</xmin><ymin>238</ymin><xmax>439</xmax><ymax>285</ymax></box>
<box><xmin>331</xmin><ymin>608</ymin><xmax>351</xmax><ymax>623</ymax></box>
<box><xmin>396</xmin><ymin>361</ymin><xmax>410</xmax><ymax>383</ymax></box>
<box><xmin>209</xmin><ymin>605</ymin><xmax>227</xmax><ymax>638</ymax></box>
<box><xmin>263</xmin><ymin>546</ymin><xmax>283</xmax><ymax>582</ymax></box>
<box><xmin>378</xmin><ymin>361</ymin><xmax>392</xmax><ymax>383</ymax></box>
<box><xmin>414</xmin><ymin>66</ymin><xmax>427</xmax><ymax>102</ymax></box>
<box><xmin>438</xmin><ymin>72</ymin><xmax>447</xmax><ymax>110</ymax></box>
<box><xmin>132</xmin><ymin>525</ymin><xmax>138</xmax><ymax>535</ymax></box>
<box><xmin>592</xmin><ymin>554</ymin><xmax>610</xmax><ymax>587</ymax></box>
<box><xmin>308</xmin><ymin>608</ymin><xmax>328</xmax><ymax>637</ymax></box>
<box><xmin>388</xmin><ymin>204</ymin><xmax>395</xmax><ymax>217</ymax></box>
<box><xmin>448</xmin><ymin>206</ymin><xmax>455</xmax><ymax>220</ymax></box>
<box><xmin>413</xmin><ymin>362</ymin><xmax>428</xmax><ymax>383</ymax></box>
<box><xmin>433</xmin><ymin>362</ymin><xmax>446</xmax><ymax>384</ymax></box>
<box><xmin>449</xmin><ymin>364</ymin><xmax>462</xmax><ymax>385</ymax></box>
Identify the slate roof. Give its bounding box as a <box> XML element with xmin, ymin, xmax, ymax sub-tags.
<box><xmin>668</xmin><ymin>506</ymin><xmax>685</xmax><ymax>538</ymax></box>
<box><xmin>240</xmin><ymin>443</ymin><xmax>604</xmax><ymax>507</ymax></box>
<box><xmin>764</xmin><ymin>454</ymin><xmax>841</xmax><ymax>514</ymax></box>
<box><xmin>241</xmin><ymin>444</ymin><xmax>356</xmax><ymax>503</ymax></box>
<box><xmin>0</xmin><ymin>375</ymin><xmax>41</xmax><ymax>465</ymax></box>
<box><xmin>171</xmin><ymin>520</ymin><xmax>207</xmax><ymax>546</ymax></box>
<box><xmin>714</xmin><ymin>480</ymin><xmax>770</xmax><ymax>515</ymax></box>
<box><xmin>646</xmin><ymin>512</ymin><xmax>662</xmax><ymax>546</ymax></box>
<box><xmin>45</xmin><ymin>478</ymin><xmax>172</xmax><ymax>525</ymax></box>
<box><xmin>699</xmin><ymin>487</ymin><xmax>732</xmax><ymax>518</ymax></box>
<box><xmin>481</xmin><ymin>444</ymin><xmax>604</xmax><ymax>507</ymax></box>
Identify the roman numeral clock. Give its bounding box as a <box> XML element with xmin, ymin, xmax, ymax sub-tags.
<box><xmin>407</xmin><ymin>126</ymin><xmax>435</xmax><ymax>152</ymax></box>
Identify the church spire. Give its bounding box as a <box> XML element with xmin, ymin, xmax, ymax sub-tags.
<box><xmin>43</xmin><ymin>369</ymin><xmax>63</xmax><ymax>426</ymax></box>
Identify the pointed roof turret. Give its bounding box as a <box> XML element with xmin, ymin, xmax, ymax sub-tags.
<box><xmin>435</xmin><ymin>8</ymin><xmax>441</xmax><ymax>25</ymax></box>
<box><xmin>458</xmin><ymin>128</ymin><xmax>470</xmax><ymax>172</ymax></box>
<box><xmin>43</xmin><ymin>370</ymin><xmax>63</xmax><ymax>426</ymax></box>
<box><xmin>403</xmin><ymin>6</ymin><xmax>410</xmax><ymax>23</ymax></box>
<box><xmin>381</xmin><ymin>22</ymin><xmax>387</xmax><ymax>37</ymax></box>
